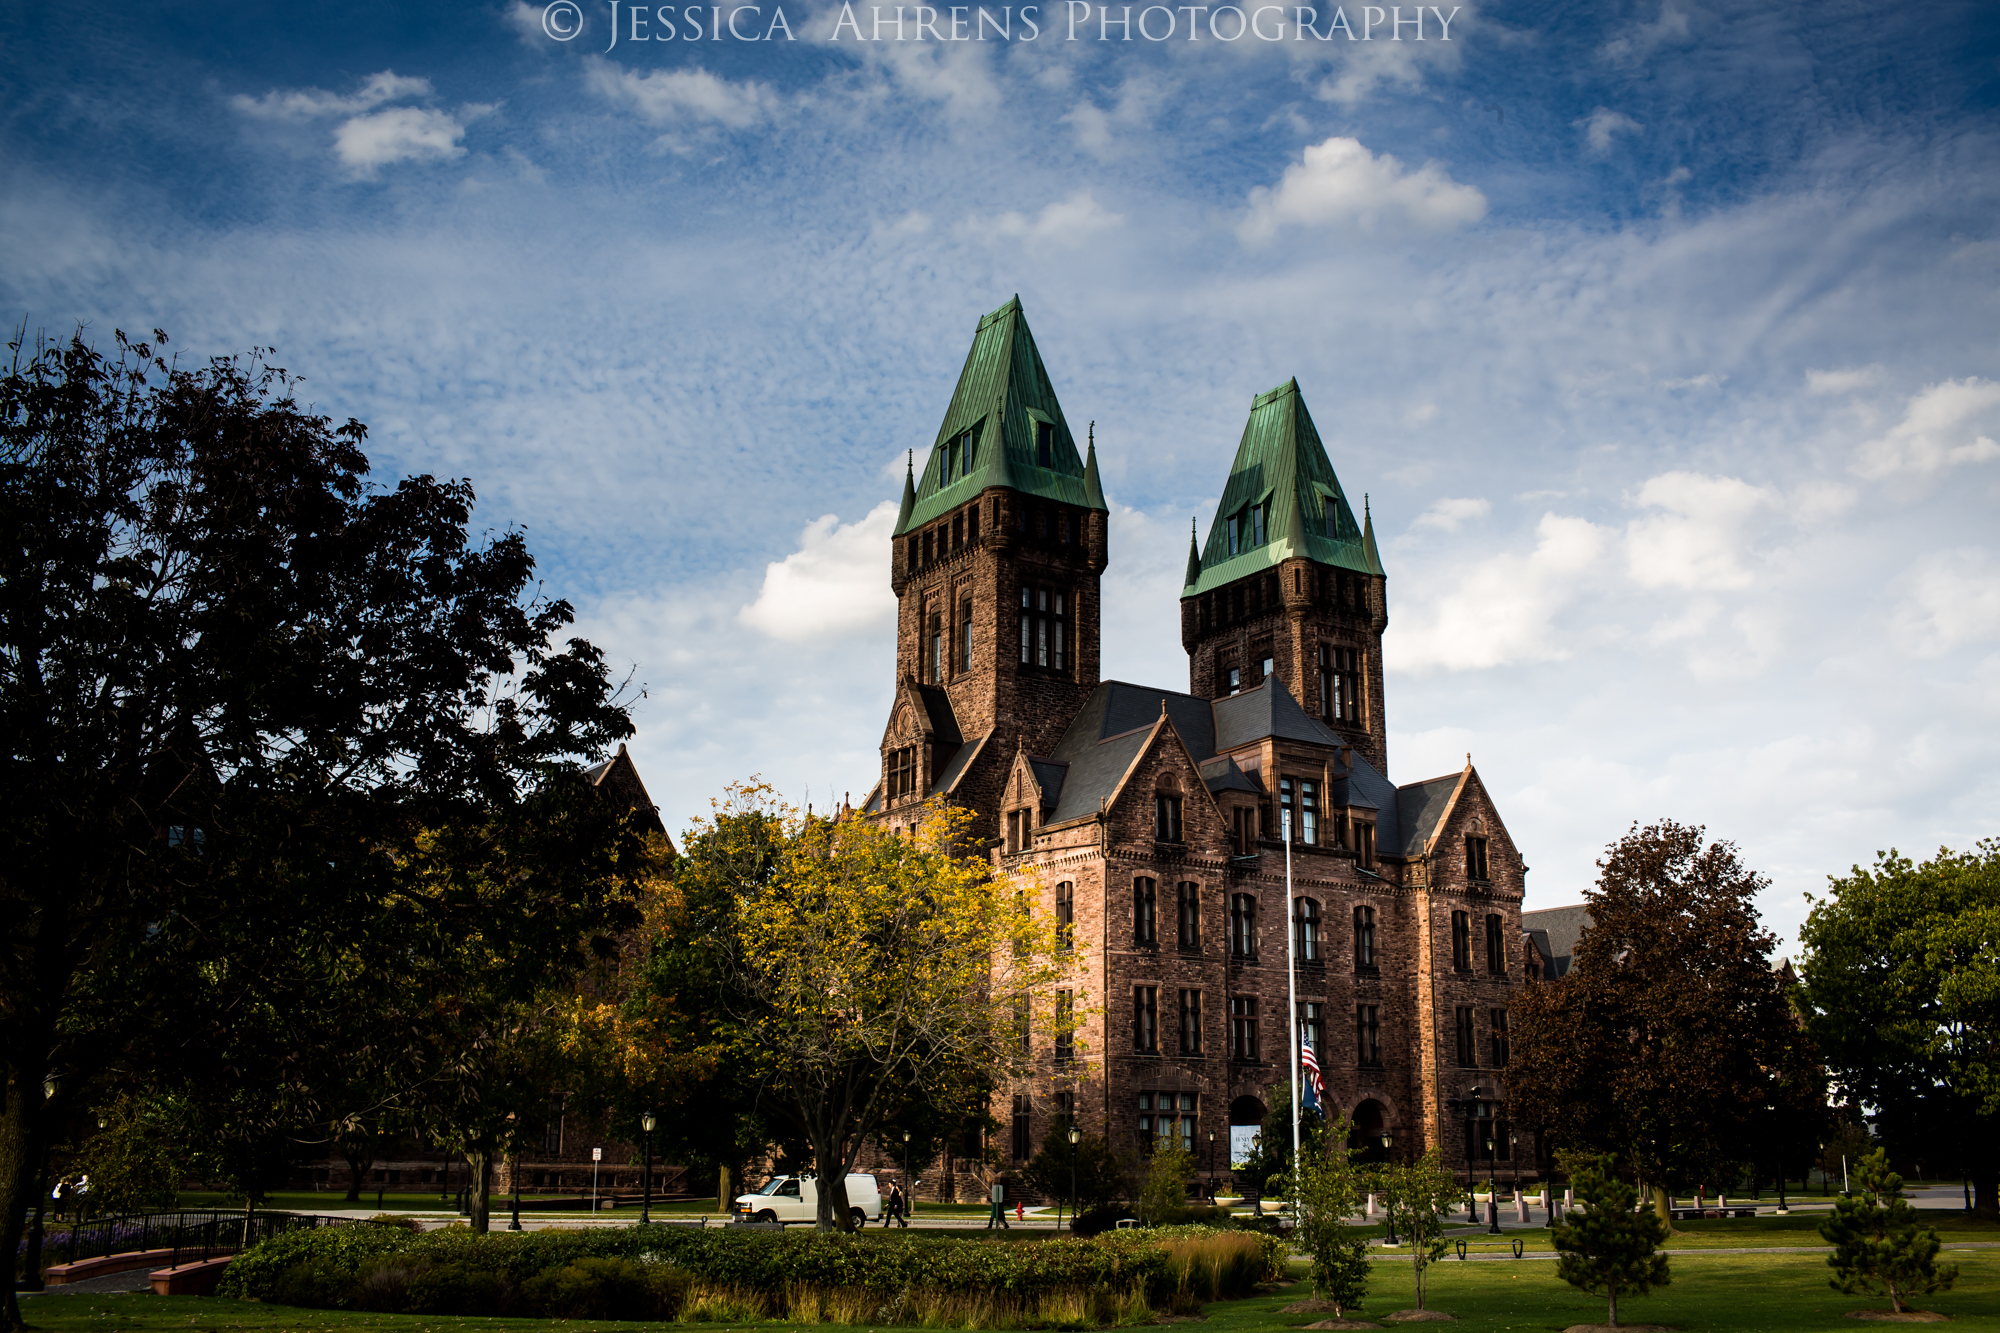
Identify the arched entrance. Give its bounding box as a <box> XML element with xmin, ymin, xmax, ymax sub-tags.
<box><xmin>1227</xmin><ymin>1096</ymin><xmax>1265</xmax><ymax>1177</ymax></box>
<box><xmin>1349</xmin><ymin>1099</ymin><xmax>1390</xmax><ymax>1163</ymax></box>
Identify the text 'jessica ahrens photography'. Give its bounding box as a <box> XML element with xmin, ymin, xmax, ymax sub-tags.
<box><xmin>542</xmin><ymin>0</ymin><xmax>1460</xmax><ymax>44</ymax></box>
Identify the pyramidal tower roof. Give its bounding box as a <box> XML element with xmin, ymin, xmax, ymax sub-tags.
<box><xmin>896</xmin><ymin>296</ymin><xmax>1105</xmax><ymax>537</ymax></box>
<box><xmin>1183</xmin><ymin>378</ymin><xmax>1378</xmax><ymax>596</ymax></box>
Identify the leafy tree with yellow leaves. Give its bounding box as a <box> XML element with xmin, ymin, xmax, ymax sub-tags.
<box><xmin>653</xmin><ymin>786</ymin><xmax>1087</xmax><ymax>1230</ymax></box>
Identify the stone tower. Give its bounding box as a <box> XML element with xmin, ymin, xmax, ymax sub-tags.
<box><xmin>876</xmin><ymin>297</ymin><xmax>1109</xmax><ymax>829</ymax></box>
<box><xmin>1179</xmin><ymin>379</ymin><xmax>1390</xmax><ymax>774</ymax></box>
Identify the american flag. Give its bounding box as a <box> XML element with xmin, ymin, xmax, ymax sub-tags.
<box><xmin>1300</xmin><ymin>1038</ymin><xmax>1324</xmax><ymax>1109</ymax></box>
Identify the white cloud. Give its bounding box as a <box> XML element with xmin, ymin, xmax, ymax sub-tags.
<box><xmin>230</xmin><ymin>70</ymin><xmax>433</xmax><ymax>121</ymax></box>
<box><xmin>1806</xmin><ymin>365</ymin><xmax>1883</xmax><ymax>395</ymax></box>
<box><xmin>1411</xmin><ymin>496</ymin><xmax>1490</xmax><ymax>532</ymax></box>
<box><xmin>1623</xmin><ymin>471</ymin><xmax>1778</xmax><ymax>591</ymax></box>
<box><xmin>738</xmin><ymin>501</ymin><xmax>900</xmax><ymax>642</ymax></box>
<box><xmin>1238</xmin><ymin>137</ymin><xmax>1486</xmax><ymax>244</ymax></box>
<box><xmin>1893</xmin><ymin>548</ymin><xmax>2000</xmax><ymax>657</ymax></box>
<box><xmin>1388</xmin><ymin>513</ymin><xmax>1614</xmax><ymax>672</ymax></box>
<box><xmin>1853</xmin><ymin>378</ymin><xmax>2000</xmax><ymax>478</ymax></box>
<box><xmin>1599</xmin><ymin>0</ymin><xmax>1695</xmax><ymax>65</ymax></box>
<box><xmin>980</xmin><ymin>191</ymin><xmax>1123</xmax><ymax>247</ymax></box>
<box><xmin>1577</xmin><ymin>107</ymin><xmax>1643</xmax><ymax>156</ymax></box>
<box><xmin>584</xmin><ymin>59</ymin><xmax>780</xmax><ymax>128</ymax></box>
<box><xmin>333</xmin><ymin>106</ymin><xmax>468</xmax><ymax>173</ymax></box>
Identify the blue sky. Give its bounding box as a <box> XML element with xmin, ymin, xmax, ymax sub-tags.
<box><xmin>5</xmin><ymin>0</ymin><xmax>1998</xmax><ymax>950</ymax></box>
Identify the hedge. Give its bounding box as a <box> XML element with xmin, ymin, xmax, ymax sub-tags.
<box><xmin>218</xmin><ymin>1219</ymin><xmax>1284</xmax><ymax>1321</ymax></box>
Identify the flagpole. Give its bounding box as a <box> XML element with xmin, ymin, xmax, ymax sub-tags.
<box><xmin>1284</xmin><ymin>808</ymin><xmax>1299</xmax><ymax>1207</ymax></box>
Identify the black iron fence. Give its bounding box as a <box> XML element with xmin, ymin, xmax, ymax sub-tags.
<box><xmin>31</xmin><ymin>1209</ymin><xmax>353</xmax><ymax>1274</ymax></box>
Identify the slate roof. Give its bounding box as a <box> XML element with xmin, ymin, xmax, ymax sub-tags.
<box><xmin>912</xmin><ymin>683</ymin><xmax>963</xmax><ymax>744</ymax></box>
<box><xmin>897</xmin><ymin>297</ymin><xmax>1107</xmax><ymax>537</ymax></box>
<box><xmin>1028</xmin><ymin>757</ymin><xmax>1069</xmax><ymax>809</ymax></box>
<box><xmin>929</xmin><ymin>732</ymin><xmax>988</xmax><ymax>797</ymax></box>
<box><xmin>1395</xmin><ymin>774</ymin><xmax>1462</xmax><ymax>857</ymax></box>
<box><xmin>1199</xmin><ymin>755</ymin><xmax>1262</xmax><ymax>795</ymax></box>
<box><xmin>1520</xmin><ymin>904</ymin><xmax>1592</xmax><ymax>978</ymax></box>
<box><xmin>583</xmin><ymin>743</ymin><xmax>669</xmax><ymax>838</ymax></box>
<box><xmin>1213</xmin><ymin>678</ymin><xmax>1341</xmax><ymax>751</ymax></box>
<box><xmin>1183</xmin><ymin>378</ymin><xmax>1383</xmax><ymax>597</ymax></box>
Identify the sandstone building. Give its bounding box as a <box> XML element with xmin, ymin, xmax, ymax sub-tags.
<box><xmin>861</xmin><ymin>298</ymin><xmax>1534</xmax><ymax>1189</ymax></box>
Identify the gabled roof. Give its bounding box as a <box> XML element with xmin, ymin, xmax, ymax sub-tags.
<box><xmin>1199</xmin><ymin>754</ymin><xmax>1263</xmax><ymax>795</ymax></box>
<box><xmin>911</xmin><ymin>683</ymin><xmax>963</xmax><ymax>745</ymax></box>
<box><xmin>1184</xmin><ymin>378</ymin><xmax>1382</xmax><ymax>596</ymax></box>
<box><xmin>1395</xmin><ymin>773</ymin><xmax>1463</xmax><ymax>857</ymax></box>
<box><xmin>897</xmin><ymin>297</ymin><xmax>1107</xmax><ymax>536</ymax></box>
<box><xmin>583</xmin><ymin>743</ymin><xmax>670</xmax><ymax>839</ymax></box>
<box><xmin>929</xmin><ymin>731</ymin><xmax>988</xmax><ymax>797</ymax></box>
<box><xmin>1028</xmin><ymin>758</ymin><xmax>1069</xmax><ymax>809</ymax></box>
<box><xmin>1521</xmin><ymin>904</ymin><xmax>1592</xmax><ymax>976</ymax></box>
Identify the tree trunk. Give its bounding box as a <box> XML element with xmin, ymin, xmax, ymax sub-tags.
<box><xmin>1</xmin><ymin>1042</ymin><xmax>56</xmax><ymax>1333</ymax></box>
<box><xmin>467</xmin><ymin>1147</ymin><xmax>492</xmax><ymax>1233</ymax></box>
<box><xmin>1974</xmin><ymin>1164</ymin><xmax>1998</xmax><ymax>1222</ymax></box>
<box><xmin>1607</xmin><ymin>1280</ymin><xmax>1619</xmax><ymax>1328</ymax></box>
<box><xmin>342</xmin><ymin>1147</ymin><xmax>372</xmax><ymax>1203</ymax></box>
<box><xmin>717</xmin><ymin>1162</ymin><xmax>733</xmax><ymax>1214</ymax></box>
<box><xmin>1651</xmin><ymin>1183</ymin><xmax>1673</xmax><ymax>1229</ymax></box>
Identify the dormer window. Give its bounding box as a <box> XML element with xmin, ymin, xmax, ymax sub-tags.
<box><xmin>1227</xmin><ymin>515</ymin><xmax>1241</xmax><ymax>555</ymax></box>
<box><xmin>1036</xmin><ymin>420</ymin><xmax>1054</xmax><ymax>467</ymax></box>
<box><xmin>1251</xmin><ymin>501</ymin><xmax>1266</xmax><ymax>546</ymax></box>
<box><xmin>962</xmin><ymin>428</ymin><xmax>977</xmax><ymax>472</ymax></box>
<box><xmin>944</xmin><ymin>438</ymin><xmax>956</xmax><ymax>482</ymax></box>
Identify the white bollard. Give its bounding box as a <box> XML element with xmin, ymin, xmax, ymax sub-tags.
<box><xmin>1516</xmin><ymin>1192</ymin><xmax>1530</xmax><ymax>1223</ymax></box>
<box><xmin>1366</xmin><ymin>1192</ymin><xmax>1377</xmax><ymax>1218</ymax></box>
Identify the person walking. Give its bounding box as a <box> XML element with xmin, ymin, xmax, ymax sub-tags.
<box><xmin>884</xmin><ymin>1181</ymin><xmax>909</xmax><ymax>1228</ymax></box>
<box><xmin>985</xmin><ymin>1181</ymin><xmax>1010</xmax><ymax>1230</ymax></box>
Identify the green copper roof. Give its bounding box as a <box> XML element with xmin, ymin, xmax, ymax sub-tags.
<box><xmin>1182</xmin><ymin>378</ymin><xmax>1382</xmax><ymax>596</ymax></box>
<box><xmin>895</xmin><ymin>296</ymin><xmax>1105</xmax><ymax>537</ymax></box>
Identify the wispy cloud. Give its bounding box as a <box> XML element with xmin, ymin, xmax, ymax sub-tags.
<box><xmin>583</xmin><ymin>59</ymin><xmax>782</xmax><ymax>128</ymax></box>
<box><xmin>1853</xmin><ymin>378</ymin><xmax>2000</xmax><ymax>478</ymax></box>
<box><xmin>1576</xmin><ymin>107</ymin><xmax>1643</xmax><ymax>156</ymax></box>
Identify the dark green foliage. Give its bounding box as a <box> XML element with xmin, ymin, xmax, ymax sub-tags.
<box><xmin>218</xmin><ymin>1220</ymin><xmax>1273</xmax><ymax>1315</ymax></box>
<box><xmin>1819</xmin><ymin>1149</ymin><xmax>1958</xmax><ymax>1313</ymax></box>
<box><xmin>1799</xmin><ymin>842</ymin><xmax>2000</xmax><ymax>1216</ymax></box>
<box><xmin>1071</xmin><ymin>1206</ymin><xmax>1133</xmax><ymax>1237</ymax></box>
<box><xmin>1554</xmin><ymin>1154</ymin><xmax>1671</xmax><ymax>1327</ymax></box>
<box><xmin>1022</xmin><ymin>1123</ymin><xmax>1128</xmax><ymax>1217</ymax></box>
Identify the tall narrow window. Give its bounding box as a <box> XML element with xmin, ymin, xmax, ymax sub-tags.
<box><xmin>1055</xmin><ymin>882</ymin><xmax>1074</xmax><ymax>952</ymax></box>
<box><xmin>929</xmin><ymin>610</ymin><xmax>943</xmax><ymax>683</ymax></box>
<box><xmin>1325</xmin><ymin>647</ymin><xmax>1361</xmax><ymax>725</ymax></box>
<box><xmin>1466</xmin><ymin>835</ymin><xmax>1490</xmax><ymax>882</ymax></box>
<box><xmin>1294</xmin><ymin>898</ymin><xmax>1321</xmax><ymax>961</ymax></box>
<box><xmin>1353</xmin><ymin>905</ymin><xmax>1377</xmax><ymax>969</ymax></box>
<box><xmin>1279</xmin><ymin>777</ymin><xmax>1295</xmax><ymax>839</ymax></box>
<box><xmin>1230</xmin><ymin>893</ymin><xmax>1257</xmax><ymax>959</ymax></box>
<box><xmin>1177</xmin><ymin>881</ymin><xmax>1200</xmax><ymax>948</ymax></box>
<box><xmin>1485</xmin><ymin>913</ymin><xmax>1505</xmax><ymax>974</ymax></box>
<box><xmin>1011</xmin><ymin>1094</ymin><xmax>1032</xmax><ymax>1160</ymax></box>
<box><xmin>922</xmin><ymin>530</ymin><xmax>933</xmax><ymax>565</ymax></box>
<box><xmin>944</xmin><ymin>438</ymin><xmax>957</xmax><ymax>482</ymax></box>
<box><xmin>1005</xmin><ymin>810</ymin><xmax>1021</xmax><ymax>854</ymax></box>
<box><xmin>1297</xmin><ymin>1000</ymin><xmax>1322</xmax><ymax>1053</ymax></box>
<box><xmin>1318</xmin><ymin>644</ymin><xmax>1333</xmax><ymax>721</ymax></box>
<box><xmin>967</xmin><ymin>504</ymin><xmax>978</xmax><ymax>543</ymax></box>
<box><xmin>1356</xmin><ymin>1004</ymin><xmax>1381</xmax><ymax>1066</ymax></box>
<box><xmin>1036</xmin><ymin>420</ymin><xmax>1054</xmax><ymax>467</ymax></box>
<box><xmin>1251</xmin><ymin>501</ymin><xmax>1266</xmax><ymax>546</ymax></box>
<box><xmin>1014</xmin><ymin>993</ymin><xmax>1031</xmax><ymax>1054</ymax></box>
<box><xmin>1357</xmin><ymin>822</ymin><xmax>1375</xmax><ymax>869</ymax></box>
<box><xmin>1455</xmin><ymin>1006</ymin><xmax>1477</xmax><ymax>1067</ymax></box>
<box><xmin>1019</xmin><ymin>587</ymin><xmax>1069</xmax><ymax>672</ymax></box>
<box><xmin>1490</xmin><ymin>1009</ymin><xmax>1510</xmax><ymax>1067</ymax></box>
<box><xmin>1300</xmin><ymin>780</ymin><xmax>1318</xmax><ymax>845</ymax></box>
<box><xmin>1178</xmin><ymin>989</ymin><xmax>1202</xmax><ymax>1055</ymax></box>
<box><xmin>1133</xmin><ymin>877</ymin><xmax>1158</xmax><ymax>946</ymax></box>
<box><xmin>1054</xmin><ymin>990</ymin><xmax>1074</xmax><ymax>1062</ymax></box>
<box><xmin>959</xmin><ymin>598</ymin><xmax>974</xmax><ymax>671</ymax></box>
<box><xmin>1227</xmin><ymin>515</ymin><xmax>1241</xmax><ymax>556</ymax></box>
<box><xmin>1227</xmin><ymin>665</ymin><xmax>1242</xmax><ymax>695</ymax></box>
<box><xmin>1020</xmin><ymin>587</ymin><xmax>1031</xmax><ymax>664</ymax></box>
<box><xmin>1154</xmin><ymin>793</ymin><xmax>1183</xmax><ymax>842</ymax></box>
<box><xmin>1229</xmin><ymin>996</ymin><xmax>1259</xmax><ymax>1060</ymax></box>
<box><xmin>1451</xmin><ymin>911</ymin><xmax>1472</xmax><ymax>972</ymax></box>
<box><xmin>1133</xmin><ymin>986</ymin><xmax>1158</xmax><ymax>1053</ymax></box>
<box><xmin>1232</xmin><ymin>806</ymin><xmax>1256</xmax><ymax>855</ymax></box>
<box><xmin>952</xmin><ymin>512</ymin><xmax>963</xmax><ymax>550</ymax></box>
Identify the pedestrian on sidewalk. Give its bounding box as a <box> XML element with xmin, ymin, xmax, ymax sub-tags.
<box><xmin>985</xmin><ymin>1182</ymin><xmax>1010</xmax><ymax>1229</ymax></box>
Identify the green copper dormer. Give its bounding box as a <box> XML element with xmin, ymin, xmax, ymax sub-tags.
<box><xmin>1182</xmin><ymin>377</ymin><xmax>1378</xmax><ymax>598</ymax></box>
<box><xmin>895</xmin><ymin>296</ymin><xmax>1105</xmax><ymax>537</ymax></box>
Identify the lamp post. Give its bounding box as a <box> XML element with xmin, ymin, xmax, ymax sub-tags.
<box><xmin>1207</xmin><ymin>1130</ymin><xmax>1216</xmax><ymax>1201</ymax></box>
<box><xmin>1510</xmin><ymin>1133</ymin><xmax>1519</xmax><ymax>1223</ymax></box>
<box><xmin>903</xmin><ymin>1130</ymin><xmax>913</xmax><ymax>1221</ymax></box>
<box><xmin>506</xmin><ymin>1112</ymin><xmax>523</xmax><ymax>1231</ymax></box>
<box><xmin>1068</xmin><ymin>1127</ymin><xmax>1081</xmax><ymax>1231</ymax></box>
<box><xmin>1484</xmin><ymin>1133</ymin><xmax>1502</xmax><ymax>1235</ymax></box>
<box><xmin>1381</xmin><ymin>1131</ymin><xmax>1398</xmax><ymax>1246</ymax></box>
<box><xmin>641</xmin><ymin>1112</ymin><xmax>657</xmax><ymax>1225</ymax></box>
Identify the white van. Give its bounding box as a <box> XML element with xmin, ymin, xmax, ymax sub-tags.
<box><xmin>735</xmin><ymin>1173</ymin><xmax>882</xmax><ymax>1227</ymax></box>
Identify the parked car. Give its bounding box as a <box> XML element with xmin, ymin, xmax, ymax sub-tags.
<box><xmin>735</xmin><ymin>1173</ymin><xmax>882</xmax><ymax>1227</ymax></box>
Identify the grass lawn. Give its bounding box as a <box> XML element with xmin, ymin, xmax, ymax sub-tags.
<box><xmin>22</xmin><ymin>1251</ymin><xmax>2000</xmax><ymax>1332</ymax></box>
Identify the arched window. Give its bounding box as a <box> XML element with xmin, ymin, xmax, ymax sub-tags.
<box><xmin>1230</xmin><ymin>893</ymin><xmax>1257</xmax><ymax>959</ymax></box>
<box><xmin>1293</xmin><ymin>898</ymin><xmax>1321</xmax><ymax>961</ymax></box>
<box><xmin>1353</xmin><ymin>904</ymin><xmax>1376</xmax><ymax>970</ymax></box>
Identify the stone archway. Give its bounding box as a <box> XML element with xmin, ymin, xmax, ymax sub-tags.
<box><xmin>1349</xmin><ymin>1099</ymin><xmax>1390</xmax><ymax>1163</ymax></box>
<box><xmin>1227</xmin><ymin>1096</ymin><xmax>1265</xmax><ymax>1176</ymax></box>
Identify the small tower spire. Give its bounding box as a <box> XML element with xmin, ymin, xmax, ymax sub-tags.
<box><xmin>1083</xmin><ymin>421</ymin><xmax>1106</xmax><ymax>510</ymax></box>
<box><xmin>1361</xmin><ymin>493</ymin><xmax>1384</xmax><ymax>575</ymax></box>
<box><xmin>895</xmin><ymin>449</ymin><xmax>917</xmax><ymax>532</ymax></box>
<box><xmin>1184</xmin><ymin>516</ymin><xmax>1202</xmax><ymax>588</ymax></box>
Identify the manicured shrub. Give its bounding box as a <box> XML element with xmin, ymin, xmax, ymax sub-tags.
<box><xmin>1070</xmin><ymin>1206</ymin><xmax>1132</xmax><ymax>1237</ymax></box>
<box><xmin>520</xmin><ymin>1255</ymin><xmax>683</xmax><ymax>1319</ymax></box>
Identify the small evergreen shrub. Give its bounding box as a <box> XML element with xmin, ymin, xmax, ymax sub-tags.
<box><xmin>1820</xmin><ymin>1150</ymin><xmax>1958</xmax><ymax>1314</ymax></box>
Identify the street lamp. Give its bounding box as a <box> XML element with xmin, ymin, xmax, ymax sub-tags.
<box><xmin>1207</xmin><ymin>1130</ymin><xmax>1216</xmax><ymax>1201</ymax></box>
<box><xmin>1483</xmin><ymin>1134</ymin><xmax>1502</xmax><ymax>1235</ymax></box>
<box><xmin>1068</xmin><ymin>1127</ymin><xmax>1081</xmax><ymax>1231</ymax></box>
<box><xmin>1381</xmin><ymin>1132</ymin><xmax>1398</xmax><ymax>1246</ymax></box>
<box><xmin>641</xmin><ymin>1112</ymin><xmax>657</xmax><ymax>1225</ymax></box>
<box><xmin>1509</xmin><ymin>1133</ymin><xmax>1519</xmax><ymax>1224</ymax></box>
<box><xmin>903</xmin><ymin>1131</ymin><xmax>912</xmax><ymax>1222</ymax></box>
<box><xmin>507</xmin><ymin>1112</ymin><xmax>523</xmax><ymax>1231</ymax></box>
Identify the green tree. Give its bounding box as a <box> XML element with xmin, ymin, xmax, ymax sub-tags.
<box><xmin>656</xmin><ymin>790</ymin><xmax>1086</xmax><ymax>1230</ymax></box>
<box><xmin>1797</xmin><ymin>841</ymin><xmax>2000</xmax><ymax>1216</ymax></box>
<box><xmin>1233</xmin><ymin>1080</ymin><xmax>1319</xmax><ymax>1203</ymax></box>
<box><xmin>1283</xmin><ymin>1114</ymin><xmax>1369</xmax><ymax>1315</ymax></box>
<box><xmin>1137</xmin><ymin>1138</ymin><xmax>1195</xmax><ymax>1225</ymax></box>
<box><xmin>0</xmin><ymin>327</ymin><xmax>636</xmax><ymax>1327</ymax></box>
<box><xmin>1022</xmin><ymin>1123</ymin><xmax>1125</xmax><ymax>1218</ymax></box>
<box><xmin>1554</xmin><ymin>1153</ymin><xmax>1671</xmax><ymax>1329</ymax></box>
<box><xmin>70</xmin><ymin>1095</ymin><xmax>183</xmax><ymax>1214</ymax></box>
<box><xmin>1819</xmin><ymin>1149</ymin><xmax>1958</xmax><ymax>1314</ymax></box>
<box><xmin>1509</xmin><ymin>820</ymin><xmax>1823</xmax><ymax>1224</ymax></box>
<box><xmin>1372</xmin><ymin>1147</ymin><xmax>1461</xmax><ymax>1313</ymax></box>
